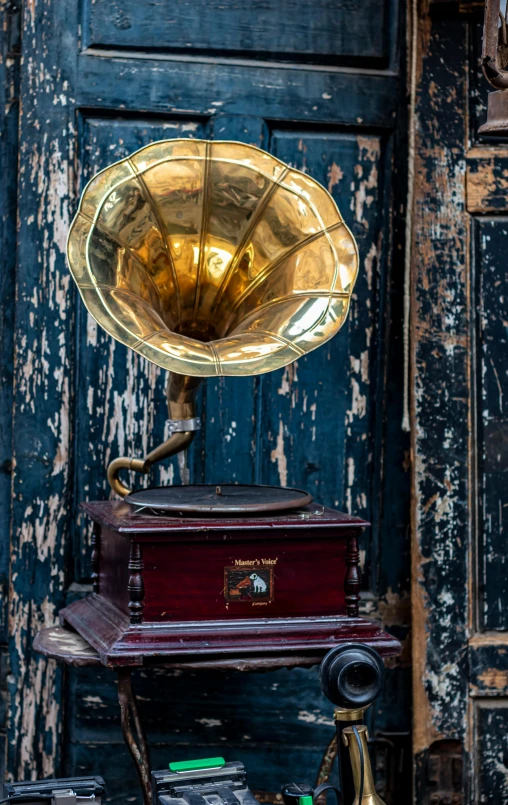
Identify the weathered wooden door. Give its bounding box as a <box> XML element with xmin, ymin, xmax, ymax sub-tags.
<box><xmin>1</xmin><ymin>0</ymin><xmax>410</xmax><ymax>800</ymax></box>
<box><xmin>412</xmin><ymin>1</ymin><xmax>508</xmax><ymax>802</ymax></box>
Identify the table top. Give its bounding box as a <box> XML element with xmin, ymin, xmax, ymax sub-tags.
<box><xmin>34</xmin><ymin>625</ymin><xmax>328</xmax><ymax>672</ymax></box>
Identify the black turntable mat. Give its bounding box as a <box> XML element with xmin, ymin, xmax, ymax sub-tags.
<box><xmin>125</xmin><ymin>484</ymin><xmax>313</xmax><ymax>515</ymax></box>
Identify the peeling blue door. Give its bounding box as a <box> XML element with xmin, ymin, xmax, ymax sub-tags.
<box><xmin>2</xmin><ymin>0</ymin><xmax>410</xmax><ymax>800</ymax></box>
<box><xmin>411</xmin><ymin>4</ymin><xmax>508</xmax><ymax>803</ymax></box>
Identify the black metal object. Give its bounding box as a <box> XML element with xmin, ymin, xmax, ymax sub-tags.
<box><xmin>319</xmin><ymin>644</ymin><xmax>385</xmax><ymax>710</ymax></box>
<box><xmin>0</xmin><ymin>778</ymin><xmax>105</xmax><ymax>805</ymax></box>
<box><xmin>151</xmin><ymin>761</ymin><xmax>259</xmax><ymax>805</ymax></box>
<box><xmin>281</xmin><ymin>782</ymin><xmax>314</xmax><ymax>805</ymax></box>
<box><xmin>319</xmin><ymin>645</ymin><xmax>385</xmax><ymax>805</ymax></box>
<box><xmin>125</xmin><ymin>484</ymin><xmax>313</xmax><ymax>515</ymax></box>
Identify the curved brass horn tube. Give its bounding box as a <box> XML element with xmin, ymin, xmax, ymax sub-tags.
<box><xmin>107</xmin><ymin>373</ymin><xmax>203</xmax><ymax>498</ymax></box>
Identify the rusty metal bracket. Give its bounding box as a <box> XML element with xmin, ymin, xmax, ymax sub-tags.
<box><xmin>117</xmin><ymin>668</ymin><xmax>152</xmax><ymax>805</ymax></box>
<box><xmin>482</xmin><ymin>0</ymin><xmax>508</xmax><ymax>89</ymax></box>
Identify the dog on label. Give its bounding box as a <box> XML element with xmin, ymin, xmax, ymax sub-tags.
<box><xmin>249</xmin><ymin>572</ymin><xmax>267</xmax><ymax>593</ymax></box>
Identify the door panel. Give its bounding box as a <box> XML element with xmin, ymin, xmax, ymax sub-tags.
<box><xmin>0</xmin><ymin>0</ymin><xmax>20</xmax><ymax>780</ymax></box>
<box><xmin>65</xmin><ymin>663</ymin><xmax>359</xmax><ymax>805</ymax></box>
<box><xmin>476</xmin><ymin>218</ymin><xmax>508</xmax><ymax>632</ymax></box>
<box><xmin>84</xmin><ymin>0</ymin><xmax>389</xmax><ymax>63</ymax></box>
<box><xmin>76</xmin><ymin>54</ymin><xmax>399</xmax><ymax>129</ymax></box>
<box><xmin>7</xmin><ymin>0</ymin><xmax>409</xmax><ymax>798</ymax></box>
<box><xmin>475</xmin><ymin>702</ymin><xmax>508</xmax><ymax>803</ymax></box>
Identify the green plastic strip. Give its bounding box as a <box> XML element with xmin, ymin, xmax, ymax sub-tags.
<box><xmin>299</xmin><ymin>797</ymin><xmax>313</xmax><ymax>805</ymax></box>
<box><xmin>169</xmin><ymin>758</ymin><xmax>226</xmax><ymax>773</ymax></box>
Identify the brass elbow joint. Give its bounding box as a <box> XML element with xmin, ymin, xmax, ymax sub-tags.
<box><xmin>106</xmin><ymin>373</ymin><xmax>202</xmax><ymax>498</ymax></box>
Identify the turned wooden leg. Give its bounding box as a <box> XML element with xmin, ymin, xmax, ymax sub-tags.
<box><xmin>344</xmin><ymin>531</ymin><xmax>362</xmax><ymax>617</ymax></box>
<box><xmin>128</xmin><ymin>541</ymin><xmax>145</xmax><ymax>624</ymax></box>
<box><xmin>90</xmin><ymin>523</ymin><xmax>100</xmax><ymax>594</ymax></box>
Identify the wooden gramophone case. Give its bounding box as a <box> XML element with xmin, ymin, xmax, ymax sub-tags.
<box><xmin>60</xmin><ymin>500</ymin><xmax>400</xmax><ymax>666</ymax></box>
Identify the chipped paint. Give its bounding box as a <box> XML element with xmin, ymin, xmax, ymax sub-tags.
<box><xmin>477</xmin><ymin>668</ymin><xmax>508</xmax><ymax>691</ymax></box>
<box><xmin>327</xmin><ymin>162</ymin><xmax>343</xmax><ymax>194</ymax></box>
<box><xmin>466</xmin><ymin>154</ymin><xmax>508</xmax><ymax>213</ymax></box>
<box><xmin>352</xmin><ymin>136</ymin><xmax>380</xmax><ymax>227</ymax></box>
<box><xmin>270</xmin><ymin>419</ymin><xmax>288</xmax><ymax>488</ymax></box>
<box><xmin>297</xmin><ymin>710</ymin><xmax>333</xmax><ymax>726</ymax></box>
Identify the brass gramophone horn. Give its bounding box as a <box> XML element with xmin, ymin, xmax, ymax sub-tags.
<box><xmin>67</xmin><ymin>139</ymin><xmax>359</xmax><ymax>496</ymax></box>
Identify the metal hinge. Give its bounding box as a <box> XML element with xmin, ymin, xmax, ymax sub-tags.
<box><xmin>369</xmin><ymin>732</ymin><xmax>412</xmax><ymax>804</ymax></box>
<box><xmin>425</xmin><ymin>741</ymin><xmax>463</xmax><ymax>805</ymax></box>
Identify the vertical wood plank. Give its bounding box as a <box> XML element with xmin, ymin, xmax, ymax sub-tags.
<box><xmin>0</xmin><ymin>0</ymin><xmax>20</xmax><ymax>639</ymax></box>
<box><xmin>7</xmin><ymin>0</ymin><xmax>78</xmax><ymax>780</ymax></box>
<box><xmin>370</xmin><ymin>105</ymin><xmax>412</xmax><ymax>741</ymax></box>
<box><xmin>411</xmin><ymin>13</ymin><xmax>471</xmax><ymax>799</ymax></box>
<box><xmin>0</xmin><ymin>0</ymin><xmax>21</xmax><ymax>778</ymax></box>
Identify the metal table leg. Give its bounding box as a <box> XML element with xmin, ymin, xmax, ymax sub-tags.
<box><xmin>117</xmin><ymin>668</ymin><xmax>152</xmax><ymax>805</ymax></box>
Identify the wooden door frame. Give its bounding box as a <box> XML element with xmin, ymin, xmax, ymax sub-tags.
<box><xmin>410</xmin><ymin>1</ymin><xmax>480</xmax><ymax>800</ymax></box>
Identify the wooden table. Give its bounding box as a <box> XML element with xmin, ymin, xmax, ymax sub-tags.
<box><xmin>34</xmin><ymin>625</ymin><xmax>342</xmax><ymax>805</ymax></box>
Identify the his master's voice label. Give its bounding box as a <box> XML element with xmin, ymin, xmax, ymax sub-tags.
<box><xmin>224</xmin><ymin>563</ymin><xmax>275</xmax><ymax>603</ymax></box>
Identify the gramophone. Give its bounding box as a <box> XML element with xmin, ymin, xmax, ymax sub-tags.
<box><xmin>60</xmin><ymin>139</ymin><xmax>400</xmax><ymax>665</ymax></box>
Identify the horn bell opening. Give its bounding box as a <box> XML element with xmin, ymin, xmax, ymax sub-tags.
<box><xmin>67</xmin><ymin>139</ymin><xmax>359</xmax><ymax>378</ymax></box>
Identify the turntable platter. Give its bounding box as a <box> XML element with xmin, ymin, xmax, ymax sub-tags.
<box><xmin>125</xmin><ymin>484</ymin><xmax>313</xmax><ymax>515</ymax></box>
